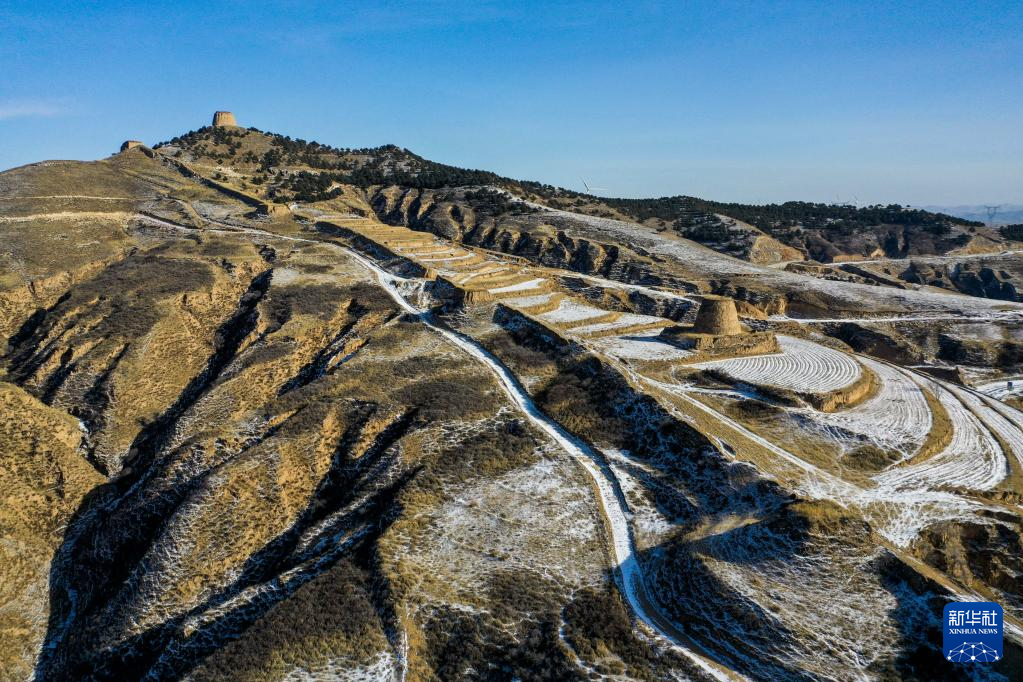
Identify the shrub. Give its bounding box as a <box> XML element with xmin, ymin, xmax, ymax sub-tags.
<box><xmin>1001</xmin><ymin>224</ymin><xmax>1023</xmax><ymax>241</ymax></box>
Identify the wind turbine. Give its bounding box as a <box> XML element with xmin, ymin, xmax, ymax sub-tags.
<box><xmin>580</xmin><ymin>177</ymin><xmax>609</xmax><ymax>194</ymax></box>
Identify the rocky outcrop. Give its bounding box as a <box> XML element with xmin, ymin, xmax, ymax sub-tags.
<box><xmin>365</xmin><ymin>186</ymin><xmax>687</xmax><ymax>288</ymax></box>
<box><xmin>772</xmin><ymin>222</ymin><xmax>981</xmax><ymax>263</ymax></box>
<box><xmin>901</xmin><ymin>261</ymin><xmax>1019</xmax><ymax>302</ymax></box>
<box><xmin>826</xmin><ymin>322</ymin><xmax>924</xmax><ymax>365</ymax></box>
<box><xmin>837</xmin><ymin>263</ymin><xmax>908</xmax><ymax>288</ymax></box>
<box><xmin>914</xmin><ymin>364</ymin><xmax>969</xmax><ymax>385</ymax></box>
<box><xmin>120</xmin><ymin>140</ymin><xmax>144</xmax><ymax>152</ymax></box>
<box><xmin>558</xmin><ymin>276</ymin><xmax>694</xmax><ymax>321</ymax></box>
<box><xmin>938</xmin><ymin>334</ymin><xmax>1023</xmax><ymax>371</ymax></box>
<box><xmin>784</xmin><ymin>261</ymin><xmax>908</xmax><ymax>289</ymax></box>
<box><xmin>747</xmin><ymin>234</ymin><xmax>804</xmax><ymax>265</ymax></box>
<box><xmin>912</xmin><ymin>517</ymin><xmax>1023</xmax><ymax>611</ymax></box>
<box><xmin>707</xmin><ymin>282</ymin><xmax>786</xmax><ymax>317</ymax></box>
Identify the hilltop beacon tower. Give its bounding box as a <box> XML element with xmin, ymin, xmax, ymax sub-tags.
<box><xmin>212</xmin><ymin>111</ymin><xmax>239</xmax><ymax>127</ymax></box>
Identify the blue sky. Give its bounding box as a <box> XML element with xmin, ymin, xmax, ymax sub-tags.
<box><xmin>1</xmin><ymin>1</ymin><xmax>1020</xmax><ymax>204</ymax></box>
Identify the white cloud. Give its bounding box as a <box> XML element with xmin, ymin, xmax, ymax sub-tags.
<box><xmin>0</xmin><ymin>100</ymin><xmax>63</xmax><ymax>120</ymax></box>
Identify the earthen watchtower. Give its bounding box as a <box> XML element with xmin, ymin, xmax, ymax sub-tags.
<box><xmin>212</xmin><ymin>111</ymin><xmax>238</xmax><ymax>127</ymax></box>
<box><xmin>692</xmin><ymin>295</ymin><xmax>743</xmax><ymax>336</ymax></box>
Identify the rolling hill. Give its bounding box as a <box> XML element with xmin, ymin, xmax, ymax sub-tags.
<box><xmin>3</xmin><ymin>114</ymin><xmax>1023</xmax><ymax>681</ymax></box>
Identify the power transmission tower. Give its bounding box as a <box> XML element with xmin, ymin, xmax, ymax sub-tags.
<box><xmin>985</xmin><ymin>205</ymin><xmax>1001</xmax><ymax>226</ymax></box>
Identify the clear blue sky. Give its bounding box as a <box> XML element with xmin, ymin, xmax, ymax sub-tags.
<box><xmin>2</xmin><ymin>1</ymin><xmax>1020</xmax><ymax>205</ymax></box>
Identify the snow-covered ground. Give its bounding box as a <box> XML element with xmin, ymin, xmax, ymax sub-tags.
<box><xmin>308</xmin><ymin>208</ymin><xmax>1023</xmax><ymax>658</ymax></box>
<box><xmin>854</xmin><ymin>249</ymin><xmax>1023</xmax><ymax>267</ymax></box>
<box><xmin>559</xmin><ymin>271</ymin><xmax>698</xmax><ymax>306</ymax></box>
<box><xmin>328</xmin><ymin>235</ymin><xmax>733</xmax><ymax>679</ymax></box>
<box><xmin>691</xmin><ymin>335</ymin><xmax>862</xmax><ymax>394</ymax></box>
<box><xmin>454</xmin><ymin>263</ymin><xmax>508</xmax><ymax>282</ymax></box>
<box><xmin>602</xmin><ymin>448</ymin><xmax>676</xmax><ymax>543</ymax></box>
<box><xmin>410</xmin><ymin>454</ymin><xmax>604</xmax><ymax>592</ymax></box>
<box><xmin>671</xmin><ymin>531</ymin><xmax>937</xmax><ymax>680</ymax></box>
<box><xmin>873</xmin><ymin>381</ymin><xmax>1006</xmax><ymax>492</ymax></box>
<box><xmin>489</xmin><ymin>277</ymin><xmax>546</xmax><ymax>294</ymax></box>
<box><xmin>771</xmin><ymin>311</ymin><xmax>1023</xmax><ymax>324</ymax></box>
<box><xmin>571</xmin><ymin>312</ymin><xmax>666</xmax><ymax>336</ymax></box>
<box><xmin>502</xmin><ymin>292</ymin><xmax>556</xmax><ymax>308</ymax></box>
<box><xmin>977</xmin><ymin>377</ymin><xmax>1023</xmax><ymax>400</ymax></box>
<box><xmin>507</xmin><ymin>195</ymin><xmax>1023</xmax><ymax>318</ymax></box>
<box><xmin>592</xmin><ymin>334</ymin><xmax>694</xmax><ymax>361</ymax></box>
<box><xmin>619</xmin><ymin>354</ymin><xmax>1012</xmax><ymax>548</ymax></box>
<box><xmin>795</xmin><ymin>358</ymin><xmax>931</xmax><ymax>460</ymax></box>
<box><xmin>147</xmin><ymin>213</ymin><xmax>1020</xmax><ymax>556</ymax></box>
<box><xmin>393</xmin><ymin>244</ymin><xmax>447</xmax><ymax>255</ymax></box>
<box><xmin>952</xmin><ymin>387</ymin><xmax>1023</xmax><ymax>470</ymax></box>
<box><xmin>955</xmin><ymin>322</ymin><xmax>1012</xmax><ymax>341</ymax></box>
<box><xmin>538</xmin><ymin>299</ymin><xmax>612</xmax><ymax>325</ymax></box>
<box><xmin>152</xmin><ymin>208</ymin><xmax>1023</xmax><ymax>675</ymax></box>
<box><xmin>417</xmin><ymin>253</ymin><xmax>476</xmax><ymax>263</ymax></box>
<box><xmin>281</xmin><ymin>652</ymin><xmax>397</xmax><ymax>682</ymax></box>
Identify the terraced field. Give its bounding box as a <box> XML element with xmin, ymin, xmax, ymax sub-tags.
<box><xmin>873</xmin><ymin>382</ymin><xmax>1007</xmax><ymax>492</ymax></box>
<box><xmin>571</xmin><ymin>313</ymin><xmax>670</xmax><ymax>339</ymax></box>
<box><xmin>978</xmin><ymin>377</ymin><xmax>1023</xmax><ymax>401</ymax></box>
<box><xmin>801</xmin><ymin>358</ymin><xmax>932</xmax><ymax>459</ymax></box>
<box><xmin>691</xmin><ymin>335</ymin><xmax>863</xmax><ymax>393</ymax></box>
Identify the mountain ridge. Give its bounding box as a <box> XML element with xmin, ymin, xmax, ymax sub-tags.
<box><xmin>152</xmin><ymin>124</ymin><xmax>1008</xmax><ymax>265</ymax></box>
<box><xmin>2</xmin><ymin>116</ymin><xmax>1023</xmax><ymax>681</ymax></box>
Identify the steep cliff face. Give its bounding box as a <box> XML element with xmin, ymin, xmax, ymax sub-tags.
<box><xmin>367</xmin><ymin>186</ymin><xmax>675</xmax><ymax>286</ymax></box>
<box><xmin>938</xmin><ymin>333</ymin><xmax>1023</xmax><ymax>370</ymax></box>
<box><xmin>774</xmin><ymin>220</ymin><xmax>1006</xmax><ymax>263</ymax></box>
<box><xmin>902</xmin><ymin>260</ymin><xmax>1020</xmax><ymax>302</ymax></box>
<box><xmin>558</xmin><ymin>275</ymin><xmax>695</xmax><ymax>321</ymax></box>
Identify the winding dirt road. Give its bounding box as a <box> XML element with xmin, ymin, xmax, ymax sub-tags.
<box><xmin>140</xmin><ymin>211</ymin><xmax>739</xmax><ymax>680</ymax></box>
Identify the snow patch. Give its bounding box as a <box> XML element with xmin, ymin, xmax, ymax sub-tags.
<box><xmin>280</xmin><ymin>651</ymin><xmax>397</xmax><ymax>681</ymax></box>
<box><xmin>488</xmin><ymin>277</ymin><xmax>546</xmax><ymax>294</ymax></box>
<box><xmin>538</xmin><ymin>299</ymin><xmax>609</xmax><ymax>324</ymax></box>
<box><xmin>593</xmin><ymin>335</ymin><xmax>692</xmax><ymax>361</ymax></box>
<box><xmin>571</xmin><ymin>313</ymin><xmax>665</xmax><ymax>335</ymax></box>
